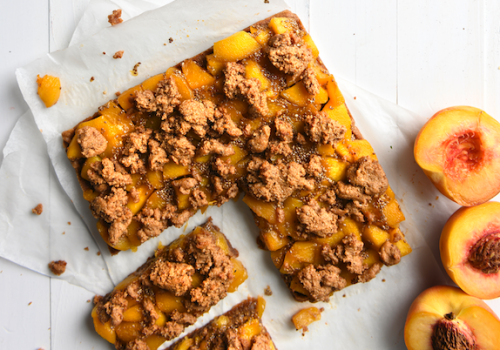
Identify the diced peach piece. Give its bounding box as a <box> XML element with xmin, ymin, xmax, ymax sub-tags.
<box><xmin>302</xmin><ymin>35</ymin><xmax>319</xmax><ymax>59</ymax></box>
<box><xmin>155</xmin><ymin>291</ymin><xmax>186</xmax><ymax>314</ymax></box>
<box><xmin>404</xmin><ymin>286</ymin><xmax>500</xmax><ymax>350</ymax></box>
<box><xmin>364</xmin><ymin>248</ymin><xmax>381</xmax><ymax>266</ymax></box>
<box><xmin>268</xmin><ymin>17</ymin><xmax>298</xmax><ymax>34</ymax></box>
<box><xmin>245</xmin><ymin>60</ymin><xmax>271</xmax><ymax>91</ymax></box>
<box><xmin>289</xmin><ymin>276</ymin><xmax>310</xmax><ymax>296</ymax></box>
<box><xmin>142</xmin><ymin>73</ymin><xmax>165</xmax><ymax>91</ymax></box>
<box><xmin>440</xmin><ymin>202</ymin><xmax>500</xmax><ymax>299</ymax></box>
<box><xmin>147</xmin><ymin>170</ymin><xmax>164</xmax><ymax>189</ymax></box>
<box><xmin>163</xmin><ymin>163</ymin><xmax>190</xmax><ymax>181</ymax></box>
<box><xmin>363</xmin><ymin>225</ymin><xmax>389</xmax><ymax>249</ymax></box>
<box><xmin>127</xmin><ymin>185</ymin><xmax>153</xmax><ymax>215</ymax></box>
<box><xmin>114</xmin><ymin>275</ymin><xmax>139</xmax><ymax>291</ymax></box>
<box><xmin>220</xmin><ymin>145</ymin><xmax>248</xmax><ymax>166</ymax></box>
<box><xmin>243</xmin><ymin>195</ymin><xmax>278</xmax><ymax>224</ymax></box>
<box><xmin>322</xmin><ymin>157</ymin><xmax>348</xmax><ymax>182</ymax></box>
<box><xmin>36</xmin><ymin>74</ymin><xmax>61</xmax><ymax>108</ymax></box>
<box><xmin>118</xmin><ymin>85</ymin><xmax>143</xmax><ymax>110</ymax></box>
<box><xmin>280</xmin><ymin>242</ymin><xmax>320</xmax><ymax>274</ymax></box>
<box><xmin>144</xmin><ymin>190</ymin><xmax>167</xmax><ymax>210</ymax></box>
<box><xmin>270</xmin><ymin>247</ymin><xmax>286</xmax><ymax>269</ymax></box>
<box><xmin>347</xmin><ymin>139</ymin><xmax>377</xmax><ymax>161</ymax></box>
<box><xmin>81</xmin><ymin>156</ymin><xmax>101</xmax><ymax>180</ymax></box>
<box><xmin>324</xmin><ymin>77</ymin><xmax>345</xmax><ymax>109</ymax></box>
<box><xmin>383</xmin><ymin>199</ymin><xmax>405</xmax><ymax>228</ymax></box>
<box><xmin>261</xmin><ymin>229</ymin><xmax>290</xmax><ymax>251</ymax></box>
<box><xmin>257</xmin><ymin>296</ymin><xmax>266</xmax><ymax>318</ymax></box>
<box><xmin>144</xmin><ymin>335</ymin><xmax>168</xmax><ymax>350</ymax></box>
<box><xmin>282</xmin><ymin>82</ymin><xmax>325</xmax><ymax>107</ymax></box>
<box><xmin>322</xmin><ymin>103</ymin><xmax>352</xmax><ymax>140</ymax></box>
<box><xmin>66</xmin><ymin>134</ymin><xmax>84</xmax><ymax>160</ymax></box>
<box><xmin>310</xmin><ymin>62</ymin><xmax>330</xmax><ymax>86</ymax></box>
<box><xmin>170</xmin><ymin>74</ymin><xmax>194</xmax><ymax>101</ymax></box>
<box><xmin>83</xmin><ymin>189</ymin><xmax>98</xmax><ymax>202</ymax></box>
<box><xmin>91</xmin><ymin>306</ymin><xmax>116</xmax><ymax>344</ymax></box>
<box><xmin>123</xmin><ymin>304</ymin><xmax>144</xmax><ymax>322</ymax></box>
<box><xmin>238</xmin><ymin>319</ymin><xmax>262</xmax><ymax>341</ymax></box>
<box><xmin>182</xmin><ymin>60</ymin><xmax>216</xmax><ymax>89</ymax></box>
<box><xmin>213</xmin><ymin>31</ymin><xmax>261</xmax><ymax>62</ymax></box>
<box><xmin>315</xmin><ymin>86</ymin><xmax>329</xmax><ymax>105</ymax></box>
<box><xmin>174</xmin><ymin>187</ymin><xmax>190</xmax><ymax>210</ymax></box>
<box><xmin>206</xmin><ymin>54</ymin><xmax>225</xmax><ymax>76</ymax></box>
<box><xmin>215</xmin><ymin>315</ymin><xmax>230</xmax><ymax>329</ymax></box>
<box><xmin>334</xmin><ymin>141</ymin><xmax>353</xmax><ymax>162</ymax></box>
<box><xmin>414</xmin><ymin>106</ymin><xmax>500</xmax><ymax>206</ymax></box>
<box><xmin>115</xmin><ymin>321</ymin><xmax>143</xmax><ymax>343</ymax></box>
<box><xmin>126</xmin><ymin>219</ymin><xmax>142</xmax><ymax>247</ymax></box>
<box><xmin>340</xmin><ymin>218</ymin><xmax>362</xmax><ymax>241</ymax></box>
<box><xmin>228</xmin><ymin>257</ymin><xmax>248</xmax><ymax>292</ymax></box>
<box><xmin>292</xmin><ymin>307</ymin><xmax>322</xmax><ymax>332</ymax></box>
<box><xmin>155</xmin><ymin>308</ymin><xmax>166</xmax><ymax>327</ymax></box>
<box><xmin>250</xmin><ymin>26</ymin><xmax>272</xmax><ymax>45</ymax></box>
<box><xmin>175</xmin><ymin>337</ymin><xmax>194</xmax><ymax>350</ymax></box>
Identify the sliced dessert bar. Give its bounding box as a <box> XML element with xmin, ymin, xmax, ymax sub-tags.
<box><xmin>91</xmin><ymin>219</ymin><xmax>247</xmax><ymax>349</ymax></box>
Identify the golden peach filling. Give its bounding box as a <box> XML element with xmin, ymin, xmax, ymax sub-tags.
<box><xmin>444</xmin><ymin>131</ymin><xmax>484</xmax><ymax>179</ymax></box>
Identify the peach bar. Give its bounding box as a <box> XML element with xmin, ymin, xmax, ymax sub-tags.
<box><xmin>91</xmin><ymin>219</ymin><xmax>248</xmax><ymax>349</ymax></box>
<box><xmin>166</xmin><ymin>297</ymin><xmax>276</xmax><ymax>350</ymax></box>
<box><xmin>64</xmin><ymin>10</ymin><xmax>411</xmax><ymax>302</ymax></box>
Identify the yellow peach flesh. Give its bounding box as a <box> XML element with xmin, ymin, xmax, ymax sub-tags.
<box><xmin>440</xmin><ymin>202</ymin><xmax>500</xmax><ymax>299</ymax></box>
<box><xmin>414</xmin><ymin>106</ymin><xmax>500</xmax><ymax>206</ymax></box>
<box><xmin>404</xmin><ymin>286</ymin><xmax>500</xmax><ymax>350</ymax></box>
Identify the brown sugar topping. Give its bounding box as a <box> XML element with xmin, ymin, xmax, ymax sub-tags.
<box><xmin>108</xmin><ymin>9</ymin><xmax>123</xmax><ymax>26</ymax></box>
<box><xmin>32</xmin><ymin>203</ymin><xmax>43</xmax><ymax>215</ymax></box>
<box><xmin>76</xmin><ymin>126</ymin><xmax>107</xmax><ymax>158</ymax></box>
<box><xmin>48</xmin><ymin>260</ymin><xmax>67</xmax><ymax>276</ymax></box>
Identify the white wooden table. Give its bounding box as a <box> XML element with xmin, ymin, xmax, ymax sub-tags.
<box><xmin>1</xmin><ymin>0</ymin><xmax>499</xmax><ymax>349</ymax></box>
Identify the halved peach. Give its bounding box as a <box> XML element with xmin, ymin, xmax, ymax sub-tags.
<box><xmin>414</xmin><ymin>106</ymin><xmax>500</xmax><ymax>206</ymax></box>
<box><xmin>405</xmin><ymin>285</ymin><xmax>500</xmax><ymax>350</ymax></box>
<box><xmin>440</xmin><ymin>202</ymin><xmax>500</xmax><ymax>299</ymax></box>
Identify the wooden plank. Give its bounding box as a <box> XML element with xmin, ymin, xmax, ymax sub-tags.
<box><xmin>397</xmin><ymin>0</ymin><xmax>484</xmax><ymax>118</ymax></box>
<box><xmin>0</xmin><ymin>258</ymin><xmax>51</xmax><ymax>350</ymax></box>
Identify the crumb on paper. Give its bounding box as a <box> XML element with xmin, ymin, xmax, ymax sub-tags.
<box><xmin>354</xmin><ymin>96</ymin><xmax>357</xmax><ymax>100</ymax></box>
<box><xmin>115</xmin><ymin>91</ymin><xmax>121</xmax><ymax>97</ymax></box>
<box><xmin>62</xmin><ymin>232</ymin><xmax>65</xmax><ymax>235</ymax></box>
<box><xmin>264</xmin><ymin>285</ymin><xmax>273</xmax><ymax>296</ymax></box>
<box><xmin>32</xmin><ymin>203</ymin><xmax>43</xmax><ymax>215</ymax></box>
<box><xmin>102</xmin><ymin>52</ymin><xmax>106</xmax><ymax>55</ymax></box>
<box><xmin>87</xmin><ymin>299</ymin><xmax>91</xmax><ymax>303</ymax></box>
<box><xmin>264</xmin><ymin>0</ymin><xmax>269</xmax><ymax>3</ymax></box>
<box><xmin>169</xmin><ymin>37</ymin><xmax>174</xmax><ymax>43</ymax></box>
<box><xmin>90</xmin><ymin>76</ymin><xmax>94</xmax><ymax>82</ymax></box>
<box><xmin>342</xmin><ymin>294</ymin><xmax>346</xmax><ymax>298</ymax></box>
<box><xmin>68</xmin><ymin>221</ymin><xmax>71</xmax><ymax>225</ymax></box>
<box><xmin>113</xmin><ymin>50</ymin><xmax>124</xmax><ymax>59</ymax></box>
<box><xmin>84</xmin><ymin>247</ymin><xmax>89</xmax><ymax>251</ymax></box>
<box><xmin>28</xmin><ymin>302</ymin><xmax>32</xmax><ymax>306</ymax></box>
<box><xmin>97</xmin><ymin>251</ymin><xmax>101</xmax><ymax>256</ymax></box>
<box><xmin>48</xmin><ymin>260</ymin><xmax>67</xmax><ymax>276</ymax></box>
<box><xmin>131</xmin><ymin>62</ymin><xmax>141</xmax><ymax>76</ymax></box>
<box><xmin>108</xmin><ymin>9</ymin><xmax>123</xmax><ymax>26</ymax></box>
<box><xmin>436</xmin><ymin>196</ymin><xmax>439</xmax><ymax>200</ymax></box>
<box><xmin>382</xmin><ymin>279</ymin><xmax>386</xmax><ymax>282</ymax></box>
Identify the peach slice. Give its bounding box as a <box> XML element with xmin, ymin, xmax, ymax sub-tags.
<box><xmin>440</xmin><ymin>202</ymin><xmax>500</xmax><ymax>299</ymax></box>
<box><xmin>404</xmin><ymin>285</ymin><xmax>500</xmax><ymax>350</ymax></box>
<box><xmin>414</xmin><ymin>106</ymin><xmax>500</xmax><ymax>206</ymax></box>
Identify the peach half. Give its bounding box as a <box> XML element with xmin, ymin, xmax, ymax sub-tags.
<box><xmin>404</xmin><ymin>285</ymin><xmax>500</xmax><ymax>350</ymax></box>
<box><xmin>414</xmin><ymin>106</ymin><xmax>500</xmax><ymax>206</ymax></box>
<box><xmin>440</xmin><ymin>202</ymin><xmax>500</xmax><ymax>299</ymax></box>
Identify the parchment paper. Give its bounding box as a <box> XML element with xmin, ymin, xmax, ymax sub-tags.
<box><xmin>5</xmin><ymin>0</ymin><xmax>457</xmax><ymax>348</ymax></box>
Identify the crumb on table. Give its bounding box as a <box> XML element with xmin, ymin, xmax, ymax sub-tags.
<box><xmin>108</xmin><ymin>9</ymin><xmax>123</xmax><ymax>26</ymax></box>
<box><xmin>113</xmin><ymin>50</ymin><xmax>124</xmax><ymax>59</ymax></box>
<box><xmin>48</xmin><ymin>260</ymin><xmax>67</xmax><ymax>276</ymax></box>
<box><xmin>264</xmin><ymin>285</ymin><xmax>273</xmax><ymax>296</ymax></box>
<box><xmin>32</xmin><ymin>203</ymin><xmax>43</xmax><ymax>215</ymax></box>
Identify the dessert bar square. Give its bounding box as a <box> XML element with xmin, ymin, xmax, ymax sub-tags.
<box><xmin>166</xmin><ymin>297</ymin><xmax>275</xmax><ymax>350</ymax></box>
<box><xmin>64</xmin><ymin>10</ymin><xmax>411</xmax><ymax>303</ymax></box>
<box><xmin>91</xmin><ymin>219</ymin><xmax>247</xmax><ymax>349</ymax></box>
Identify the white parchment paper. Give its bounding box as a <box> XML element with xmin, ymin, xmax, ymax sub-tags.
<box><xmin>3</xmin><ymin>0</ymin><xmax>459</xmax><ymax>348</ymax></box>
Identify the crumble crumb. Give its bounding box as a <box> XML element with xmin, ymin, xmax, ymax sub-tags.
<box><xmin>32</xmin><ymin>204</ymin><xmax>43</xmax><ymax>215</ymax></box>
<box><xmin>84</xmin><ymin>247</ymin><xmax>89</xmax><ymax>251</ymax></box>
<box><xmin>48</xmin><ymin>260</ymin><xmax>67</xmax><ymax>276</ymax></box>
<box><xmin>28</xmin><ymin>302</ymin><xmax>32</xmax><ymax>306</ymax></box>
<box><xmin>264</xmin><ymin>0</ymin><xmax>269</xmax><ymax>3</ymax></box>
<box><xmin>97</xmin><ymin>251</ymin><xmax>101</xmax><ymax>256</ymax></box>
<box><xmin>90</xmin><ymin>76</ymin><xmax>94</xmax><ymax>82</ymax></box>
<box><xmin>68</xmin><ymin>221</ymin><xmax>71</xmax><ymax>225</ymax></box>
<box><xmin>113</xmin><ymin>50</ymin><xmax>124</xmax><ymax>59</ymax></box>
<box><xmin>108</xmin><ymin>9</ymin><xmax>123</xmax><ymax>26</ymax></box>
<box><xmin>87</xmin><ymin>299</ymin><xmax>91</xmax><ymax>303</ymax></box>
<box><xmin>115</xmin><ymin>91</ymin><xmax>121</xmax><ymax>96</ymax></box>
<box><xmin>169</xmin><ymin>37</ymin><xmax>174</xmax><ymax>43</ymax></box>
<box><xmin>62</xmin><ymin>232</ymin><xmax>65</xmax><ymax>235</ymax></box>
<box><xmin>264</xmin><ymin>285</ymin><xmax>272</xmax><ymax>296</ymax></box>
<box><xmin>132</xmin><ymin>62</ymin><xmax>141</xmax><ymax>76</ymax></box>
<box><xmin>102</xmin><ymin>52</ymin><xmax>106</xmax><ymax>55</ymax></box>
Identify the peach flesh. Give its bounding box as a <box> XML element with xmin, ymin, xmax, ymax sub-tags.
<box><xmin>440</xmin><ymin>202</ymin><xmax>500</xmax><ymax>299</ymax></box>
<box><xmin>404</xmin><ymin>285</ymin><xmax>500</xmax><ymax>350</ymax></box>
<box><xmin>414</xmin><ymin>106</ymin><xmax>500</xmax><ymax>206</ymax></box>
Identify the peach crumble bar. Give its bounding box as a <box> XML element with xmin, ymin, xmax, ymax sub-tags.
<box><xmin>64</xmin><ymin>10</ymin><xmax>411</xmax><ymax>303</ymax></box>
<box><xmin>91</xmin><ymin>219</ymin><xmax>247</xmax><ymax>349</ymax></box>
<box><xmin>166</xmin><ymin>297</ymin><xmax>275</xmax><ymax>350</ymax></box>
